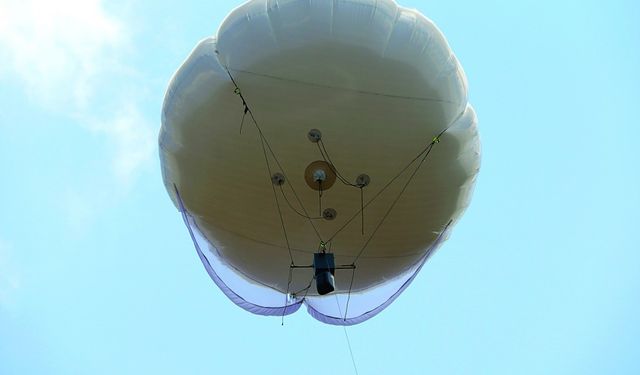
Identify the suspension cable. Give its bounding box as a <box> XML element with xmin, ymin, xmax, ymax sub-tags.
<box><xmin>343</xmin><ymin>267</ymin><xmax>357</xmax><ymax>321</ymax></box>
<box><xmin>278</xmin><ymin>185</ymin><xmax>323</xmax><ymax>220</ymax></box>
<box><xmin>226</xmin><ymin>68</ymin><xmax>458</xmax><ymax>331</ymax></box>
<box><xmin>258</xmin><ymin>132</ymin><xmax>294</xmax><ymax>264</ymax></box>
<box><xmin>281</xmin><ymin>263</ymin><xmax>294</xmax><ymax>326</ymax></box>
<box><xmin>326</xmin><ymin>130</ymin><xmax>446</xmax><ymax>245</ymax></box>
<box><xmin>350</xmin><ymin>139</ymin><xmax>438</xmax><ymax>265</ymax></box>
<box><xmin>291</xmin><ymin>274</ymin><xmax>316</xmax><ymax>299</ymax></box>
<box><xmin>334</xmin><ymin>292</ymin><xmax>359</xmax><ymax>375</ymax></box>
<box><xmin>317</xmin><ymin>140</ymin><xmax>359</xmax><ymax>187</ymax></box>
<box><xmin>225</xmin><ymin>68</ymin><xmax>325</xmax><ymax>243</ymax></box>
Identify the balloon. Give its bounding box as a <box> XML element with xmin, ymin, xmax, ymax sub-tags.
<box><xmin>160</xmin><ymin>0</ymin><xmax>480</xmax><ymax>325</ymax></box>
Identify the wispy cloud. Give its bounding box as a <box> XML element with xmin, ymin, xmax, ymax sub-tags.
<box><xmin>0</xmin><ymin>0</ymin><xmax>154</xmax><ymax>186</ymax></box>
<box><xmin>85</xmin><ymin>104</ymin><xmax>156</xmax><ymax>187</ymax></box>
<box><xmin>0</xmin><ymin>0</ymin><xmax>125</xmax><ymax>108</ymax></box>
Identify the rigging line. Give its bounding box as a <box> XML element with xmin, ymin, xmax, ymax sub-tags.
<box><xmin>281</xmin><ymin>263</ymin><xmax>294</xmax><ymax>326</ymax></box>
<box><xmin>317</xmin><ymin>143</ymin><xmax>352</xmax><ymax>187</ymax></box>
<box><xmin>318</xmin><ymin>182</ymin><xmax>323</xmax><ymax>217</ymax></box>
<box><xmin>258</xmin><ymin>131</ymin><xmax>294</xmax><ymax>265</ymax></box>
<box><xmin>226</xmin><ymin>68</ymin><xmax>325</xmax><ymax>243</ymax></box>
<box><xmin>175</xmin><ymin>186</ymin><xmax>292</xmax><ymax>294</ymax></box>
<box><xmin>360</xmin><ymin>188</ymin><xmax>364</xmax><ymax>236</ymax></box>
<box><xmin>291</xmin><ymin>274</ymin><xmax>316</xmax><ymax>299</ymax></box>
<box><xmin>326</xmin><ymin>142</ymin><xmax>431</xmax><ymax>243</ymax></box>
<box><xmin>261</xmin><ymin>125</ymin><xmax>325</xmax><ymax>242</ymax></box>
<box><xmin>326</xmin><ymin>124</ymin><xmax>453</xmax><ymax>244</ymax></box>
<box><xmin>278</xmin><ymin>185</ymin><xmax>323</xmax><ymax>220</ymax></box>
<box><xmin>336</xmin><ymin>220</ymin><xmax>452</xmax><ymax>328</ymax></box>
<box><xmin>351</xmin><ymin>141</ymin><xmax>435</xmax><ymax>265</ymax></box>
<box><xmin>318</xmin><ymin>140</ymin><xmax>355</xmax><ymax>186</ymax></box>
<box><xmin>227</xmin><ymin>67</ymin><xmax>459</xmax><ymax>104</ymax></box>
<box><xmin>343</xmin><ymin>267</ymin><xmax>357</xmax><ymax>321</ymax></box>
<box><xmin>239</xmin><ymin>106</ymin><xmax>248</xmax><ymax>134</ymax></box>
<box><xmin>301</xmin><ymin>276</ymin><xmax>315</xmax><ymax>300</ymax></box>
<box><xmin>316</xmin><ymin>141</ymin><xmax>359</xmax><ymax>187</ymax></box>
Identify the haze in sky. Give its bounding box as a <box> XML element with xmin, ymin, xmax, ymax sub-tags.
<box><xmin>1</xmin><ymin>1</ymin><xmax>638</xmax><ymax>374</ymax></box>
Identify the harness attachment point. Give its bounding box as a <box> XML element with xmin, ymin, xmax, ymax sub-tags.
<box><xmin>308</xmin><ymin>129</ymin><xmax>322</xmax><ymax>143</ymax></box>
<box><xmin>322</xmin><ymin>208</ymin><xmax>337</xmax><ymax>221</ymax></box>
<box><xmin>271</xmin><ymin>172</ymin><xmax>286</xmax><ymax>186</ymax></box>
<box><xmin>355</xmin><ymin>174</ymin><xmax>371</xmax><ymax>188</ymax></box>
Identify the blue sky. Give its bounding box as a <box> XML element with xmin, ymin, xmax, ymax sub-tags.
<box><xmin>1</xmin><ymin>0</ymin><xmax>639</xmax><ymax>374</ymax></box>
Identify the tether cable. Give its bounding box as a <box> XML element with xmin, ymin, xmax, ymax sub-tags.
<box><xmin>328</xmin><ymin>133</ymin><xmax>444</xmax><ymax>320</ymax></box>
<box><xmin>334</xmin><ymin>294</ymin><xmax>360</xmax><ymax>375</ymax></box>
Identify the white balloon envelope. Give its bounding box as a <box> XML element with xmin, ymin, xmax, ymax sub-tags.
<box><xmin>160</xmin><ymin>0</ymin><xmax>480</xmax><ymax>325</ymax></box>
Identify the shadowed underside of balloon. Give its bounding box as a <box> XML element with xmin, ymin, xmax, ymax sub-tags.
<box><xmin>159</xmin><ymin>0</ymin><xmax>480</xmax><ymax>325</ymax></box>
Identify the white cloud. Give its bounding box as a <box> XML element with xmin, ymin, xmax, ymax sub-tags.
<box><xmin>85</xmin><ymin>105</ymin><xmax>156</xmax><ymax>186</ymax></box>
<box><xmin>0</xmin><ymin>0</ymin><xmax>125</xmax><ymax>108</ymax></box>
<box><xmin>0</xmin><ymin>0</ymin><xmax>154</xmax><ymax>186</ymax></box>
